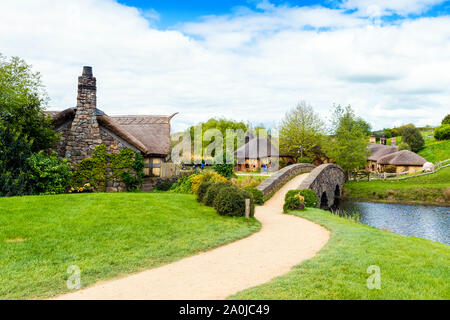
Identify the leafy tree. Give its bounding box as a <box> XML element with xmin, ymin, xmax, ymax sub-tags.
<box><xmin>324</xmin><ymin>105</ymin><xmax>369</xmax><ymax>175</ymax></box>
<box><xmin>0</xmin><ymin>55</ymin><xmax>60</xmax><ymax>196</ymax></box>
<box><xmin>442</xmin><ymin>114</ymin><xmax>450</xmax><ymax>125</ymax></box>
<box><xmin>279</xmin><ymin>101</ymin><xmax>325</xmax><ymax>158</ymax></box>
<box><xmin>434</xmin><ymin>124</ymin><xmax>450</xmax><ymax>141</ymax></box>
<box><xmin>187</xmin><ymin>118</ymin><xmax>250</xmax><ymax>164</ymax></box>
<box><xmin>401</xmin><ymin>126</ymin><xmax>424</xmax><ymax>152</ymax></box>
<box><xmin>354</xmin><ymin>118</ymin><xmax>372</xmax><ymax>137</ymax></box>
<box><xmin>397</xmin><ymin>142</ymin><xmax>411</xmax><ymax>151</ymax></box>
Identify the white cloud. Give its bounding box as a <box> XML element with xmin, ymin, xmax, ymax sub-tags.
<box><xmin>340</xmin><ymin>0</ymin><xmax>445</xmax><ymax>16</ymax></box>
<box><xmin>0</xmin><ymin>0</ymin><xmax>448</xmax><ymax>132</ymax></box>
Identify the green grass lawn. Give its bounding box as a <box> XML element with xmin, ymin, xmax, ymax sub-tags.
<box><xmin>0</xmin><ymin>193</ymin><xmax>260</xmax><ymax>300</ymax></box>
<box><xmin>230</xmin><ymin>208</ymin><xmax>450</xmax><ymax>300</ymax></box>
<box><xmin>344</xmin><ymin>167</ymin><xmax>450</xmax><ymax>205</ymax></box>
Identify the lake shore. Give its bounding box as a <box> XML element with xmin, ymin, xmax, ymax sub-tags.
<box><xmin>341</xmin><ymin>196</ymin><xmax>450</xmax><ymax>207</ymax></box>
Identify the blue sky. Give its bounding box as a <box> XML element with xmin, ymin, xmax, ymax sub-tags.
<box><xmin>118</xmin><ymin>0</ymin><xmax>450</xmax><ymax>28</ymax></box>
<box><xmin>118</xmin><ymin>1</ymin><xmax>325</xmax><ymax>26</ymax></box>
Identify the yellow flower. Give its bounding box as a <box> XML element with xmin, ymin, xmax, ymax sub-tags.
<box><xmin>294</xmin><ymin>194</ymin><xmax>305</xmax><ymax>203</ymax></box>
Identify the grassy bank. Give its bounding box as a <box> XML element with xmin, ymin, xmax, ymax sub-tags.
<box><xmin>343</xmin><ymin>167</ymin><xmax>450</xmax><ymax>205</ymax></box>
<box><xmin>230</xmin><ymin>208</ymin><xmax>450</xmax><ymax>300</ymax></box>
<box><xmin>0</xmin><ymin>193</ymin><xmax>260</xmax><ymax>300</ymax></box>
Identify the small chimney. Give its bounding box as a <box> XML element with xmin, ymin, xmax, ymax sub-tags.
<box><xmin>391</xmin><ymin>137</ymin><xmax>396</xmax><ymax>147</ymax></box>
<box><xmin>82</xmin><ymin>66</ymin><xmax>93</xmax><ymax>77</ymax></box>
<box><xmin>77</xmin><ymin>66</ymin><xmax>97</xmax><ymax>114</ymax></box>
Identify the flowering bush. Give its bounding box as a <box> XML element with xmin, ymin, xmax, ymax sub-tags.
<box><xmin>171</xmin><ymin>171</ymin><xmax>228</xmax><ymax>194</ymax></box>
<box><xmin>69</xmin><ymin>183</ymin><xmax>94</xmax><ymax>194</ymax></box>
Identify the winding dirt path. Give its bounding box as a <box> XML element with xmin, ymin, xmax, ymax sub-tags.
<box><xmin>56</xmin><ymin>173</ymin><xmax>330</xmax><ymax>300</ymax></box>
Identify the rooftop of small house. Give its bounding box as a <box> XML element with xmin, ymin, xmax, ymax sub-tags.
<box><xmin>367</xmin><ymin>144</ymin><xmax>398</xmax><ymax>161</ymax></box>
<box><xmin>235</xmin><ymin>136</ymin><xmax>280</xmax><ymax>159</ymax></box>
<box><xmin>377</xmin><ymin>150</ymin><xmax>427</xmax><ymax>166</ymax></box>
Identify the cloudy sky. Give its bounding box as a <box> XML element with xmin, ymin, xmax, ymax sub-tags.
<box><xmin>1</xmin><ymin>0</ymin><xmax>449</xmax><ymax>132</ymax></box>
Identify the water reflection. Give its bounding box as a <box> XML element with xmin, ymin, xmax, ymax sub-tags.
<box><xmin>338</xmin><ymin>200</ymin><xmax>450</xmax><ymax>245</ymax></box>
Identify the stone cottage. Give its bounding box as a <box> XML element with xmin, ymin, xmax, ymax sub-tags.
<box><xmin>46</xmin><ymin>66</ymin><xmax>177</xmax><ymax>177</ymax></box>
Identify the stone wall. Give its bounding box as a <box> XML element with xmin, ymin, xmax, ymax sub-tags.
<box><xmin>256</xmin><ymin>163</ymin><xmax>316</xmax><ymax>197</ymax></box>
<box><xmin>55</xmin><ymin>120</ymin><xmax>72</xmax><ymax>158</ymax></box>
<box><xmin>100</xmin><ymin>127</ymin><xmax>133</xmax><ymax>154</ymax></box>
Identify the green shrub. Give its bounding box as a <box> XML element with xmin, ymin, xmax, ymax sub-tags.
<box><xmin>442</xmin><ymin>114</ymin><xmax>450</xmax><ymax>125</ymax></box>
<box><xmin>397</xmin><ymin>142</ymin><xmax>411</xmax><ymax>151</ymax></box>
<box><xmin>170</xmin><ymin>173</ymin><xmax>197</xmax><ymax>194</ymax></box>
<box><xmin>197</xmin><ymin>181</ymin><xmax>213</xmax><ymax>202</ymax></box>
<box><xmin>155</xmin><ymin>180</ymin><xmax>174</xmax><ymax>191</ymax></box>
<box><xmin>213</xmin><ymin>186</ymin><xmax>255</xmax><ymax>217</ymax></box>
<box><xmin>401</xmin><ymin>126</ymin><xmax>425</xmax><ymax>152</ymax></box>
<box><xmin>297</xmin><ymin>157</ymin><xmax>313</xmax><ymax>164</ymax></box>
<box><xmin>384</xmin><ymin>166</ymin><xmax>397</xmax><ymax>174</ymax></box>
<box><xmin>284</xmin><ymin>189</ymin><xmax>318</xmax><ymax>209</ymax></box>
<box><xmin>203</xmin><ymin>182</ymin><xmax>230</xmax><ymax>206</ymax></box>
<box><xmin>434</xmin><ymin>124</ymin><xmax>450</xmax><ymax>141</ymax></box>
<box><xmin>26</xmin><ymin>151</ymin><xmax>73</xmax><ymax>195</ymax></box>
<box><xmin>283</xmin><ymin>194</ymin><xmax>304</xmax><ymax>213</ymax></box>
<box><xmin>213</xmin><ymin>163</ymin><xmax>234</xmax><ymax>178</ymax></box>
<box><xmin>244</xmin><ymin>187</ymin><xmax>264</xmax><ymax>205</ymax></box>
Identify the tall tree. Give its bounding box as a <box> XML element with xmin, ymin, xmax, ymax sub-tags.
<box><xmin>402</xmin><ymin>126</ymin><xmax>424</xmax><ymax>152</ymax></box>
<box><xmin>0</xmin><ymin>54</ymin><xmax>59</xmax><ymax>196</ymax></box>
<box><xmin>324</xmin><ymin>105</ymin><xmax>369</xmax><ymax>175</ymax></box>
<box><xmin>279</xmin><ymin>101</ymin><xmax>324</xmax><ymax>158</ymax></box>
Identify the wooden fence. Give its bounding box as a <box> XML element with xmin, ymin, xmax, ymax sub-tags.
<box><xmin>160</xmin><ymin>163</ymin><xmax>181</xmax><ymax>178</ymax></box>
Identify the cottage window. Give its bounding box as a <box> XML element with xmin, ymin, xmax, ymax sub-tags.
<box><xmin>145</xmin><ymin>158</ymin><xmax>162</xmax><ymax>177</ymax></box>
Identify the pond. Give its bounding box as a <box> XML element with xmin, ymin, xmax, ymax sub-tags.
<box><xmin>337</xmin><ymin>200</ymin><xmax>450</xmax><ymax>245</ymax></box>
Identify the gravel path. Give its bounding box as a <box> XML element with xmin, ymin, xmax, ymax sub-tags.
<box><xmin>56</xmin><ymin>173</ymin><xmax>330</xmax><ymax>300</ymax></box>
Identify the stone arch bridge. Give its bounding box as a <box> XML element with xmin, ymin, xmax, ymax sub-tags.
<box><xmin>256</xmin><ymin>163</ymin><xmax>346</xmax><ymax>209</ymax></box>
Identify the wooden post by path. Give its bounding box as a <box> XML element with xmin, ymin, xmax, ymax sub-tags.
<box><xmin>245</xmin><ymin>199</ymin><xmax>250</xmax><ymax>219</ymax></box>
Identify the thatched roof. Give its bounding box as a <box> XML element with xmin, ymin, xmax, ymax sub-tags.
<box><xmin>46</xmin><ymin>109</ymin><xmax>176</xmax><ymax>157</ymax></box>
<box><xmin>378</xmin><ymin>150</ymin><xmax>426</xmax><ymax>166</ymax></box>
<box><xmin>367</xmin><ymin>144</ymin><xmax>397</xmax><ymax>161</ymax></box>
<box><xmin>235</xmin><ymin>137</ymin><xmax>279</xmax><ymax>159</ymax></box>
<box><xmin>111</xmin><ymin>115</ymin><xmax>177</xmax><ymax>156</ymax></box>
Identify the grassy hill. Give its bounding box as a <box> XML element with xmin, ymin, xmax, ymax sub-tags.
<box><xmin>0</xmin><ymin>193</ymin><xmax>260</xmax><ymax>299</ymax></box>
<box><xmin>418</xmin><ymin>130</ymin><xmax>450</xmax><ymax>163</ymax></box>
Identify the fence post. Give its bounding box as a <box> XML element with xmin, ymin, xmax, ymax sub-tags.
<box><xmin>245</xmin><ymin>199</ymin><xmax>251</xmax><ymax>219</ymax></box>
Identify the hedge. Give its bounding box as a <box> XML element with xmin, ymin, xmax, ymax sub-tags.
<box><xmin>213</xmin><ymin>185</ymin><xmax>255</xmax><ymax>217</ymax></box>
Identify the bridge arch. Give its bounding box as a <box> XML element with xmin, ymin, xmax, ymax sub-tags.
<box><xmin>297</xmin><ymin>164</ymin><xmax>346</xmax><ymax>209</ymax></box>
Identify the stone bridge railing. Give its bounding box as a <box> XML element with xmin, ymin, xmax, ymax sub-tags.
<box><xmin>256</xmin><ymin>163</ymin><xmax>316</xmax><ymax>198</ymax></box>
<box><xmin>298</xmin><ymin>164</ymin><xmax>346</xmax><ymax>208</ymax></box>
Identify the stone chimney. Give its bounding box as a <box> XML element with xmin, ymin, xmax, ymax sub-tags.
<box><xmin>66</xmin><ymin>66</ymin><xmax>102</xmax><ymax>162</ymax></box>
